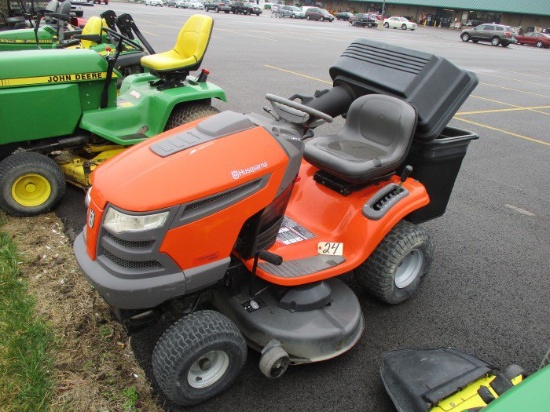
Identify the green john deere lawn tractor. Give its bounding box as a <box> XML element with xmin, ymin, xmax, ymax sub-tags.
<box><xmin>0</xmin><ymin>14</ymin><xmax>225</xmax><ymax>217</ymax></box>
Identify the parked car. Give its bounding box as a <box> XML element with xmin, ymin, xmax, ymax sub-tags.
<box><xmin>280</xmin><ymin>5</ymin><xmax>304</xmax><ymax>19</ymax></box>
<box><xmin>144</xmin><ymin>0</ymin><xmax>164</xmax><ymax>6</ymax></box>
<box><xmin>335</xmin><ymin>11</ymin><xmax>354</xmax><ymax>21</ymax></box>
<box><xmin>166</xmin><ymin>0</ymin><xmax>184</xmax><ymax>6</ymax></box>
<box><xmin>383</xmin><ymin>16</ymin><xmax>416</xmax><ymax>30</ymax></box>
<box><xmin>231</xmin><ymin>1</ymin><xmax>262</xmax><ymax>15</ymax></box>
<box><xmin>350</xmin><ymin>13</ymin><xmax>378</xmax><ymax>28</ymax></box>
<box><xmin>180</xmin><ymin>0</ymin><xmax>204</xmax><ymax>9</ymax></box>
<box><xmin>92</xmin><ymin>0</ymin><xmax>108</xmax><ymax>5</ymax></box>
<box><xmin>460</xmin><ymin>23</ymin><xmax>517</xmax><ymax>47</ymax></box>
<box><xmin>204</xmin><ymin>0</ymin><xmax>231</xmax><ymax>12</ymax></box>
<box><xmin>304</xmin><ymin>7</ymin><xmax>334</xmax><ymax>22</ymax></box>
<box><xmin>516</xmin><ymin>32</ymin><xmax>550</xmax><ymax>48</ymax></box>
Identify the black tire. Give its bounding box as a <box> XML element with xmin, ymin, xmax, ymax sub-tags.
<box><xmin>536</xmin><ymin>41</ymin><xmax>543</xmax><ymax>48</ymax></box>
<box><xmin>401</xmin><ymin>23</ymin><xmax>407</xmax><ymax>30</ymax></box>
<box><xmin>491</xmin><ymin>36</ymin><xmax>500</xmax><ymax>46</ymax></box>
<box><xmin>354</xmin><ymin>220</ymin><xmax>434</xmax><ymax>304</ymax></box>
<box><xmin>306</xmin><ymin>15</ymin><xmax>310</xmax><ymax>20</ymax></box>
<box><xmin>152</xmin><ymin>310</ymin><xmax>247</xmax><ymax>406</ymax></box>
<box><xmin>0</xmin><ymin>152</ymin><xmax>66</xmax><ymax>217</ymax></box>
<box><xmin>384</xmin><ymin>22</ymin><xmax>389</xmax><ymax>28</ymax></box>
<box><xmin>472</xmin><ymin>39</ymin><xmax>478</xmax><ymax>43</ymax></box>
<box><xmin>164</xmin><ymin>102</ymin><xmax>220</xmax><ymax>131</ymax></box>
<box><xmin>502</xmin><ymin>42</ymin><xmax>509</xmax><ymax>47</ymax></box>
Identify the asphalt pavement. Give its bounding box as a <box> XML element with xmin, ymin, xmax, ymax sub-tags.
<box><xmin>58</xmin><ymin>4</ymin><xmax>550</xmax><ymax>411</ymax></box>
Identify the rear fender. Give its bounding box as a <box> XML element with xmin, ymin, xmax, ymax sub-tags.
<box><xmin>79</xmin><ymin>73</ymin><xmax>226</xmax><ymax>144</ymax></box>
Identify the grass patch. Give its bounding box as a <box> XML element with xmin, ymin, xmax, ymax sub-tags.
<box><xmin>0</xmin><ymin>220</ymin><xmax>55</xmax><ymax>412</ymax></box>
<box><xmin>0</xmin><ymin>212</ymin><xmax>161</xmax><ymax>412</ymax></box>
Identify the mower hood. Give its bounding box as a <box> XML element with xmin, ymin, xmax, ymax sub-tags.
<box><xmin>90</xmin><ymin>111</ymin><xmax>290</xmax><ymax>212</ymax></box>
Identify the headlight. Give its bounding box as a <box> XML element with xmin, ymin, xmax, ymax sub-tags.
<box><xmin>103</xmin><ymin>208</ymin><xmax>169</xmax><ymax>234</ymax></box>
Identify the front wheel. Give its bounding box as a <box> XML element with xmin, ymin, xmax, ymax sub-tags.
<box><xmin>152</xmin><ymin>311</ymin><xmax>247</xmax><ymax>406</ymax></box>
<box><xmin>306</xmin><ymin>15</ymin><xmax>310</xmax><ymax>20</ymax></box>
<box><xmin>354</xmin><ymin>220</ymin><xmax>434</xmax><ymax>304</ymax></box>
<box><xmin>164</xmin><ymin>102</ymin><xmax>220</xmax><ymax>130</ymax></box>
<box><xmin>491</xmin><ymin>36</ymin><xmax>500</xmax><ymax>46</ymax></box>
<box><xmin>0</xmin><ymin>152</ymin><xmax>66</xmax><ymax>217</ymax></box>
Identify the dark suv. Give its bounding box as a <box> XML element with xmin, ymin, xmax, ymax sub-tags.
<box><xmin>460</xmin><ymin>23</ymin><xmax>517</xmax><ymax>47</ymax></box>
<box><xmin>231</xmin><ymin>1</ymin><xmax>262</xmax><ymax>15</ymax></box>
<box><xmin>204</xmin><ymin>0</ymin><xmax>231</xmax><ymax>12</ymax></box>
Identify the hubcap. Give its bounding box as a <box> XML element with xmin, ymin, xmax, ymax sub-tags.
<box><xmin>187</xmin><ymin>350</ymin><xmax>229</xmax><ymax>389</ymax></box>
<box><xmin>12</xmin><ymin>174</ymin><xmax>51</xmax><ymax>207</ymax></box>
<box><xmin>394</xmin><ymin>249</ymin><xmax>424</xmax><ymax>289</ymax></box>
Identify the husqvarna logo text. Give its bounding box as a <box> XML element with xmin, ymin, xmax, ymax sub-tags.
<box><xmin>231</xmin><ymin>162</ymin><xmax>268</xmax><ymax>179</ymax></box>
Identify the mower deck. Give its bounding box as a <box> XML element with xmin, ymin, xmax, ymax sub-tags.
<box><xmin>212</xmin><ymin>277</ymin><xmax>364</xmax><ymax>363</ymax></box>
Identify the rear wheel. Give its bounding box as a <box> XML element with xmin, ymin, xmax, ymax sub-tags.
<box><xmin>306</xmin><ymin>15</ymin><xmax>310</xmax><ymax>20</ymax></box>
<box><xmin>0</xmin><ymin>152</ymin><xmax>66</xmax><ymax>217</ymax></box>
<box><xmin>354</xmin><ymin>220</ymin><xmax>434</xmax><ymax>304</ymax></box>
<box><xmin>491</xmin><ymin>36</ymin><xmax>500</xmax><ymax>46</ymax></box>
<box><xmin>536</xmin><ymin>41</ymin><xmax>544</xmax><ymax>48</ymax></box>
<box><xmin>152</xmin><ymin>310</ymin><xmax>247</xmax><ymax>406</ymax></box>
<box><xmin>384</xmin><ymin>22</ymin><xmax>389</xmax><ymax>28</ymax></box>
<box><xmin>401</xmin><ymin>23</ymin><xmax>407</xmax><ymax>30</ymax></box>
<box><xmin>164</xmin><ymin>102</ymin><xmax>220</xmax><ymax>130</ymax></box>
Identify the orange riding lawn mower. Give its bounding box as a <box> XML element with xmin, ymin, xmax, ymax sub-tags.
<box><xmin>74</xmin><ymin>39</ymin><xmax>479</xmax><ymax>406</ymax></box>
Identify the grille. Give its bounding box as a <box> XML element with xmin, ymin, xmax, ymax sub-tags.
<box><xmin>103</xmin><ymin>250</ymin><xmax>161</xmax><ymax>270</ymax></box>
<box><xmin>106</xmin><ymin>232</ymin><xmax>154</xmax><ymax>249</ymax></box>
<box><xmin>342</xmin><ymin>43</ymin><xmax>429</xmax><ymax>75</ymax></box>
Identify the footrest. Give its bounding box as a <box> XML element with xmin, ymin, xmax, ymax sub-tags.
<box><xmin>259</xmin><ymin>255</ymin><xmax>345</xmax><ymax>278</ymax></box>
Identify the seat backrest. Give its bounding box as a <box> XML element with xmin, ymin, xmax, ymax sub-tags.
<box><xmin>304</xmin><ymin>94</ymin><xmax>417</xmax><ymax>185</ymax></box>
<box><xmin>80</xmin><ymin>16</ymin><xmax>103</xmax><ymax>48</ymax></box>
<box><xmin>343</xmin><ymin>94</ymin><xmax>416</xmax><ymax>155</ymax></box>
<box><xmin>172</xmin><ymin>14</ymin><xmax>213</xmax><ymax>69</ymax></box>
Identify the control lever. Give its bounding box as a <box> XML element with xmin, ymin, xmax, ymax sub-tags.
<box><xmin>249</xmin><ymin>250</ymin><xmax>283</xmax><ymax>297</ymax></box>
<box><xmin>397</xmin><ymin>165</ymin><xmax>413</xmax><ymax>192</ymax></box>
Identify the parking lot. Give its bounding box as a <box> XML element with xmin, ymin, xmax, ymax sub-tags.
<box><xmin>60</xmin><ymin>4</ymin><xmax>550</xmax><ymax>411</ymax></box>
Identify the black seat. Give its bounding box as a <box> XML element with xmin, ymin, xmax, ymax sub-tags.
<box><xmin>304</xmin><ymin>94</ymin><xmax>417</xmax><ymax>185</ymax></box>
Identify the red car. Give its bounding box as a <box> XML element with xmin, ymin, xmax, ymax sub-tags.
<box><xmin>516</xmin><ymin>32</ymin><xmax>550</xmax><ymax>48</ymax></box>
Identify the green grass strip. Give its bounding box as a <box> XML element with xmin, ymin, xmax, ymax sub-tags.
<box><xmin>0</xmin><ymin>221</ymin><xmax>55</xmax><ymax>412</ymax></box>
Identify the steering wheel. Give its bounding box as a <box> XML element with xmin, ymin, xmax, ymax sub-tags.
<box><xmin>102</xmin><ymin>27</ymin><xmax>144</xmax><ymax>52</ymax></box>
<box><xmin>265</xmin><ymin>93</ymin><xmax>333</xmax><ymax>124</ymax></box>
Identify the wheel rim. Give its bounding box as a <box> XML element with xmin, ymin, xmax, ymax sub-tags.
<box><xmin>12</xmin><ymin>173</ymin><xmax>51</xmax><ymax>207</ymax></box>
<box><xmin>187</xmin><ymin>350</ymin><xmax>230</xmax><ymax>389</ymax></box>
<box><xmin>394</xmin><ymin>249</ymin><xmax>424</xmax><ymax>288</ymax></box>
